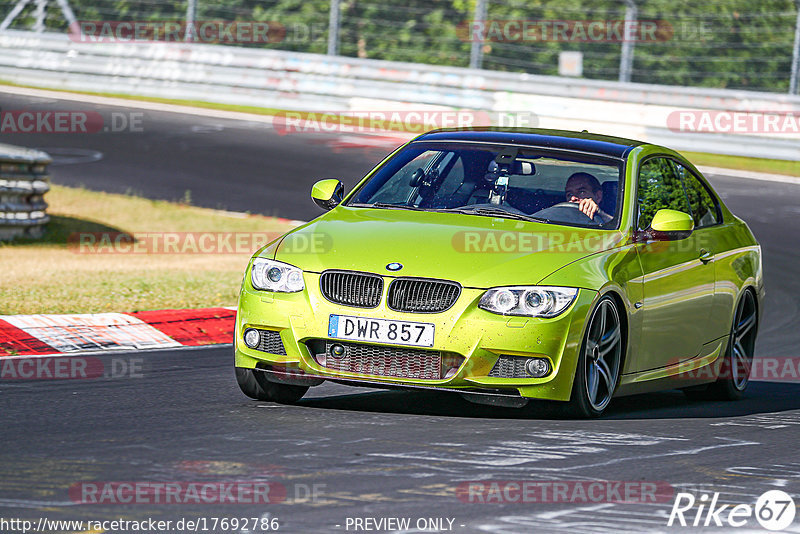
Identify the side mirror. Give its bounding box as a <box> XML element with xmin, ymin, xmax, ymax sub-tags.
<box><xmin>311</xmin><ymin>179</ymin><xmax>344</xmax><ymax>211</ymax></box>
<box><xmin>636</xmin><ymin>209</ymin><xmax>694</xmax><ymax>242</ymax></box>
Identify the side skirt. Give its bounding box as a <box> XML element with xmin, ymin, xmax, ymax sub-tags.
<box><xmin>614</xmin><ymin>337</ymin><xmax>726</xmax><ymax>397</ymax></box>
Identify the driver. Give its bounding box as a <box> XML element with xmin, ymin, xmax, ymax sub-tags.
<box><xmin>565</xmin><ymin>172</ymin><xmax>612</xmax><ymax>222</ymax></box>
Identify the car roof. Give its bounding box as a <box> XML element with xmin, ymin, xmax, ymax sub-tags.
<box><xmin>414</xmin><ymin>128</ymin><xmax>646</xmax><ymax>159</ymax></box>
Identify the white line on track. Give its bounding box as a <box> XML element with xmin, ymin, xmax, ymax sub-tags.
<box><xmin>698</xmin><ymin>165</ymin><xmax>800</xmax><ymax>185</ymax></box>
<box><xmin>537</xmin><ymin>503</ymin><xmax>616</xmax><ymax>520</ymax></box>
<box><xmin>0</xmin><ymin>342</ymin><xmax>227</xmax><ymax>360</ymax></box>
<box><xmin>0</xmin><ymin>84</ymin><xmax>281</xmax><ymax>123</ymax></box>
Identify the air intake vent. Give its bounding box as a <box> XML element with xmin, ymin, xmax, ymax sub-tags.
<box><xmin>320</xmin><ymin>270</ymin><xmax>383</xmax><ymax>308</ymax></box>
<box><xmin>489</xmin><ymin>355</ymin><xmax>529</xmax><ymax>378</ymax></box>
<box><xmin>387</xmin><ymin>278</ymin><xmax>461</xmax><ymax>313</ymax></box>
<box><xmin>256</xmin><ymin>329</ymin><xmax>287</xmax><ymax>355</ymax></box>
<box><xmin>309</xmin><ymin>340</ymin><xmax>442</xmax><ymax>380</ymax></box>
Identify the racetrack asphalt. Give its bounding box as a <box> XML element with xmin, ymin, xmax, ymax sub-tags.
<box><xmin>1</xmin><ymin>90</ymin><xmax>799</xmax><ymax>533</ymax></box>
<box><xmin>0</xmin><ymin>91</ymin><xmax>390</xmax><ymax>221</ymax></box>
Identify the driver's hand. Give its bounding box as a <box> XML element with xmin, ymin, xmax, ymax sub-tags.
<box><xmin>573</xmin><ymin>198</ymin><xmax>599</xmax><ymax>219</ymax></box>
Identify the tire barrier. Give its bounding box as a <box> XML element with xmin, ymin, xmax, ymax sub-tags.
<box><xmin>0</xmin><ymin>142</ymin><xmax>51</xmax><ymax>240</ymax></box>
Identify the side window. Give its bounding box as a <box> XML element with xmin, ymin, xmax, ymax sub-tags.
<box><xmin>369</xmin><ymin>150</ymin><xmax>439</xmax><ymax>203</ymax></box>
<box><xmin>673</xmin><ymin>163</ymin><xmax>721</xmax><ymax>228</ymax></box>
<box><xmin>637</xmin><ymin>157</ymin><xmax>691</xmax><ymax>230</ymax></box>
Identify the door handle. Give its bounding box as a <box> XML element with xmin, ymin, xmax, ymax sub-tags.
<box><xmin>699</xmin><ymin>249</ymin><xmax>714</xmax><ymax>264</ymax></box>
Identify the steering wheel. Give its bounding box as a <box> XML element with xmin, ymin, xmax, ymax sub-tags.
<box><xmin>533</xmin><ymin>201</ymin><xmax>605</xmax><ymax>225</ymax></box>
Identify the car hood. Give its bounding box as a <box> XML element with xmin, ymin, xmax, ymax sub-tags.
<box><xmin>272</xmin><ymin>206</ymin><xmax>625</xmax><ymax>289</ymax></box>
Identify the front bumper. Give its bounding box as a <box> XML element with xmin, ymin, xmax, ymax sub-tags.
<box><xmin>235</xmin><ymin>272</ymin><xmax>597</xmax><ymax>401</ymax></box>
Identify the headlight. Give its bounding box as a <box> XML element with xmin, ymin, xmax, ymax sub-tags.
<box><xmin>251</xmin><ymin>258</ymin><xmax>305</xmax><ymax>292</ymax></box>
<box><xmin>479</xmin><ymin>286</ymin><xmax>578</xmax><ymax>317</ymax></box>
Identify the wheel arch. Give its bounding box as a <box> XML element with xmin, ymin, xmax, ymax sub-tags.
<box><xmin>736</xmin><ymin>284</ymin><xmax>760</xmax><ymax>326</ymax></box>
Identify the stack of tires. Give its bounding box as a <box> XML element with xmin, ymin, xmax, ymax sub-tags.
<box><xmin>0</xmin><ymin>143</ymin><xmax>51</xmax><ymax>240</ymax></box>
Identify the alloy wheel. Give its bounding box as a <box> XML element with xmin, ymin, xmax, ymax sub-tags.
<box><xmin>584</xmin><ymin>298</ymin><xmax>623</xmax><ymax>412</ymax></box>
<box><xmin>731</xmin><ymin>290</ymin><xmax>757</xmax><ymax>390</ymax></box>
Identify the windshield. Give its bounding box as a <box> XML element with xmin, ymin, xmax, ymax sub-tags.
<box><xmin>346</xmin><ymin>142</ymin><xmax>624</xmax><ymax>228</ymax></box>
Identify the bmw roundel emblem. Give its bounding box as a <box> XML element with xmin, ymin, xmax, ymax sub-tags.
<box><xmin>386</xmin><ymin>262</ymin><xmax>403</xmax><ymax>271</ymax></box>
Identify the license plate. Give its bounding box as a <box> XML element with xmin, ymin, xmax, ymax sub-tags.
<box><xmin>328</xmin><ymin>315</ymin><xmax>435</xmax><ymax>347</ymax></box>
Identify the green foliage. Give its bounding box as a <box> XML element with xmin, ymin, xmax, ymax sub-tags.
<box><xmin>339</xmin><ymin>0</ymin><xmax>471</xmax><ymax>64</ymax></box>
<box><xmin>676</xmin><ymin>164</ymin><xmax>719</xmax><ymax>227</ymax></box>
<box><xmin>637</xmin><ymin>157</ymin><xmax>690</xmax><ymax>229</ymax></box>
<box><xmin>0</xmin><ymin>0</ymin><xmax>796</xmax><ymax>92</ymax></box>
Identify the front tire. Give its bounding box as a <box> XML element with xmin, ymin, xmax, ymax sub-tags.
<box><xmin>566</xmin><ymin>296</ymin><xmax>624</xmax><ymax>418</ymax></box>
<box><xmin>235</xmin><ymin>368</ymin><xmax>308</xmax><ymax>404</ymax></box>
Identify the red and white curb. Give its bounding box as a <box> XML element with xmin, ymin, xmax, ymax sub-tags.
<box><xmin>0</xmin><ymin>307</ymin><xmax>235</xmax><ymax>356</ymax></box>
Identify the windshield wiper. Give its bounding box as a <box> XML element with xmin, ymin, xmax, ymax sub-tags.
<box><xmin>350</xmin><ymin>202</ymin><xmax>427</xmax><ymax>211</ymax></box>
<box><xmin>447</xmin><ymin>206</ymin><xmax>547</xmax><ymax>223</ymax></box>
<box><xmin>350</xmin><ymin>203</ymin><xmax>546</xmax><ymax>222</ymax></box>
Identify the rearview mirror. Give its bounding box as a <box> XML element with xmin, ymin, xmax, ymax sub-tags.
<box><xmin>637</xmin><ymin>209</ymin><xmax>694</xmax><ymax>242</ymax></box>
<box><xmin>311</xmin><ymin>179</ymin><xmax>344</xmax><ymax>210</ymax></box>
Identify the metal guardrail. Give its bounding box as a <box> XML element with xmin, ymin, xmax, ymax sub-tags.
<box><xmin>0</xmin><ymin>142</ymin><xmax>50</xmax><ymax>240</ymax></box>
<box><xmin>0</xmin><ymin>30</ymin><xmax>799</xmax><ymax>161</ymax></box>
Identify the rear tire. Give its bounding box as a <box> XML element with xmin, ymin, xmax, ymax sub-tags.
<box><xmin>684</xmin><ymin>289</ymin><xmax>757</xmax><ymax>401</ymax></box>
<box><xmin>235</xmin><ymin>367</ymin><xmax>308</xmax><ymax>404</ymax></box>
<box><xmin>565</xmin><ymin>296</ymin><xmax>623</xmax><ymax>418</ymax></box>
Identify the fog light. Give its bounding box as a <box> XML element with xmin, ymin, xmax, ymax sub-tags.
<box><xmin>243</xmin><ymin>328</ymin><xmax>261</xmax><ymax>349</ymax></box>
<box><xmin>525</xmin><ymin>358</ymin><xmax>551</xmax><ymax>378</ymax></box>
<box><xmin>330</xmin><ymin>343</ymin><xmax>345</xmax><ymax>359</ymax></box>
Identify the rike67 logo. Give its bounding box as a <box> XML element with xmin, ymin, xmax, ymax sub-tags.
<box><xmin>667</xmin><ymin>490</ymin><xmax>796</xmax><ymax>531</ymax></box>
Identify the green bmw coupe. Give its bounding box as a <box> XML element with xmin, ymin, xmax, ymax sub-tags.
<box><xmin>235</xmin><ymin>128</ymin><xmax>763</xmax><ymax>417</ymax></box>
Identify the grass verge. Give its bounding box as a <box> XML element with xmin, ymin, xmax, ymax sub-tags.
<box><xmin>0</xmin><ymin>79</ymin><xmax>292</xmax><ymax>117</ymax></box>
<box><xmin>0</xmin><ymin>185</ymin><xmax>297</xmax><ymax>315</ymax></box>
<box><xmin>681</xmin><ymin>151</ymin><xmax>800</xmax><ymax>177</ymax></box>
